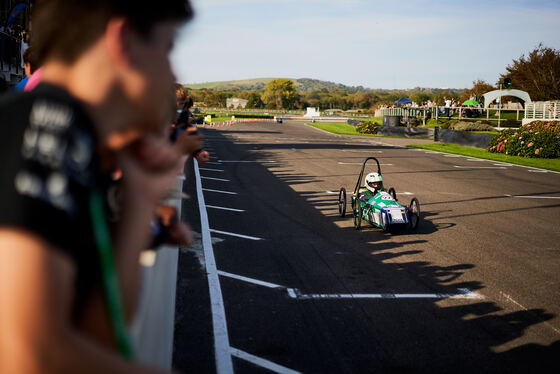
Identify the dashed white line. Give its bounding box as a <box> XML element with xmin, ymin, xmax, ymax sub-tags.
<box><xmin>210</xmin><ymin>229</ymin><xmax>264</xmax><ymax>241</ymax></box>
<box><xmin>202</xmin><ymin>176</ymin><xmax>230</xmax><ymax>182</ymax></box>
<box><xmin>202</xmin><ymin>188</ymin><xmax>237</xmax><ymax>195</ymax></box>
<box><xmin>217</xmin><ymin>271</ymin><xmax>284</xmax><ymax>289</ymax></box>
<box><xmin>218</xmin><ymin>160</ymin><xmax>277</xmax><ymax>163</ymax></box>
<box><xmin>505</xmin><ymin>194</ymin><xmax>560</xmax><ymax>199</ymax></box>
<box><xmin>287</xmin><ymin>288</ymin><xmax>483</xmax><ymax>300</ymax></box>
<box><xmin>218</xmin><ymin>272</ymin><xmax>482</xmax><ymax>301</ymax></box>
<box><xmin>200</xmin><ymin>168</ymin><xmax>225</xmax><ymax>172</ymax></box>
<box><xmin>230</xmin><ymin>347</ymin><xmax>302</xmax><ymax>374</ymax></box>
<box><xmin>341</xmin><ymin>150</ymin><xmax>383</xmax><ymax>153</ymax></box>
<box><xmin>454</xmin><ymin>166</ymin><xmax>507</xmax><ymax>169</ymax></box>
<box><xmin>206</xmin><ymin>205</ymin><xmax>245</xmax><ymax>212</ymax></box>
<box><xmin>338</xmin><ymin>162</ymin><xmax>393</xmax><ymax>166</ymax></box>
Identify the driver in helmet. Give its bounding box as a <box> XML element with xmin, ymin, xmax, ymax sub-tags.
<box><xmin>359</xmin><ymin>172</ymin><xmax>385</xmax><ymax>203</ymax></box>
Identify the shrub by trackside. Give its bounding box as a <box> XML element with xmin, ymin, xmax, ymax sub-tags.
<box><xmin>356</xmin><ymin>121</ymin><xmax>379</xmax><ymax>134</ymax></box>
<box><xmin>487</xmin><ymin>121</ymin><xmax>560</xmax><ymax>158</ymax></box>
<box><xmin>448</xmin><ymin>120</ymin><xmax>495</xmax><ymax>132</ymax></box>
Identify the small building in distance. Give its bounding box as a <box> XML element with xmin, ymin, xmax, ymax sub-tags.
<box><xmin>304</xmin><ymin>107</ymin><xmax>321</xmax><ymax>117</ymax></box>
<box><xmin>226</xmin><ymin>97</ymin><xmax>248</xmax><ymax>109</ymax></box>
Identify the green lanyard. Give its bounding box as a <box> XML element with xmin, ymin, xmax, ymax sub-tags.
<box><xmin>89</xmin><ymin>188</ymin><xmax>133</xmax><ymax>358</ymax></box>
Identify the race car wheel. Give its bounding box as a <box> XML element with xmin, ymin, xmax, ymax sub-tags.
<box><xmin>408</xmin><ymin>198</ymin><xmax>420</xmax><ymax>230</ymax></box>
<box><xmin>388</xmin><ymin>187</ymin><xmax>397</xmax><ymax>201</ymax></box>
<box><xmin>353</xmin><ymin>203</ymin><xmax>363</xmax><ymax>230</ymax></box>
<box><xmin>338</xmin><ymin>188</ymin><xmax>346</xmax><ymax>217</ymax></box>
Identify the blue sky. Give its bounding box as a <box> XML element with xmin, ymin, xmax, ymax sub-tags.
<box><xmin>170</xmin><ymin>0</ymin><xmax>560</xmax><ymax>89</ymax></box>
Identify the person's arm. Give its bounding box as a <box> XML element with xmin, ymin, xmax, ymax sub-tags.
<box><xmin>174</xmin><ymin>127</ymin><xmax>203</xmax><ymax>156</ymax></box>
<box><xmin>0</xmin><ymin>229</ymin><xmax>170</xmax><ymax>374</ymax></box>
<box><xmin>113</xmin><ymin>135</ymin><xmax>186</xmax><ymax>319</ymax></box>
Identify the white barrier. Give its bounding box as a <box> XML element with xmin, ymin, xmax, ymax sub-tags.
<box><xmin>131</xmin><ymin>178</ymin><xmax>184</xmax><ymax>369</ymax></box>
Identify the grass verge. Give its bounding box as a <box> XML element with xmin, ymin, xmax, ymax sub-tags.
<box><xmin>407</xmin><ymin>143</ymin><xmax>560</xmax><ymax>172</ymax></box>
<box><xmin>306</xmin><ymin>122</ymin><xmax>432</xmax><ymax>140</ymax></box>
<box><xmin>306</xmin><ymin>122</ymin><xmax>381</xmax><ymax>137</ymax></box>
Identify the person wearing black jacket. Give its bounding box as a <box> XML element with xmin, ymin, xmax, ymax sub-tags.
<box><xmin>0</xmin><ymin>1</ymin><xmax>194</xmax><ymax>372</ymax></box>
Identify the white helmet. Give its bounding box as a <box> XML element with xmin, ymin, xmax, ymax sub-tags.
<box><xmin>365</xmin><ymin>172</ymin><xmax>383</xmax><ymax>193</ymax></box>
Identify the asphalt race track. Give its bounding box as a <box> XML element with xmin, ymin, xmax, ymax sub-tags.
<box><xmin>173</xmin><ymin>121</ymin><xmax>560</xmax><ymax>374</ymax></box>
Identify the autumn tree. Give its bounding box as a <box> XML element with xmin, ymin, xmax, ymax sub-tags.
<box><xmin>245</xmin><ymin>91</ymin><xmax>264</xmax><ymax>109</ymax></box>
<box><xmin>261</xmin><ymin>79</ymin><xmax>297</xmax><ymax>109</ymax></box>
<box><xmin>460</xmin><ymin>80</ymin><xmax>495</xmax><ymax>102</ymax></box>
<box><xmin>411</xmin><ymin>92</ymin><xmax>432</xmax><ymax>105</ymax></box>
<box><xmin>204</xmin><ymin>90</ymin><xmax>226</xmax><ymax>107</ymax></box>
<box><xmin>500</xmin><ymin>44</ymin><xmax>560</xmax><ymax>101</ymax></box>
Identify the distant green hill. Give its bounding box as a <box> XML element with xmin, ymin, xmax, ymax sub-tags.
<box><xmin>184</xmin><ymin>78</ymin><xmax>373</xmax><ymax>92</ymax></box>
<box><xmin>184</xmin><ymin>78</ymin><xmax>277</xmax><ymax>90</ymax></box>
<box><xmin>184</xmin><ymin>78</ymin><xmax>465</xmax><ymax>94</ymax></box>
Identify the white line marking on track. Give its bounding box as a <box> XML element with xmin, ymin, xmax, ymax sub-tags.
<box><xmin>230</xmin><ymin>347</ymin><xmax>302</xmax><ymax>374</ymax></box>
<box><xmin>202</xmin><ymin>188</ymin><xmax>237</xmax><ymax>195</ymax></box>
<box><xmin>206</xmin><ymin>162</ymin><xmax>223</xmax><ymax>165</ymax></box>
<box><xmin>286</xmin><ymin>288</ymin><xmax>482</xmax><ymax>300</ymax></box>
<box><xmin>499</xmin><ymin>291</ymin><xmax>560</xmax><ymax>336</ymax></box>
<box><xmin>219</xmin><ymin>266</ymin><xmax>483</xmax><ymax>302</ymax></box>
<box><xmin>444</xmin><ymin>155</ymin><xmax>462</xmax><ymax>157</ymax></box>
<box><xmin>341</xmin><ymin>150</ymin><xmax>383</xmax><ymax>153</ymax></box>
<box><xmin>467</xmin><ymin>158</ymin><xmax>487</xmax><ymax>162</ymax></box>
<box><xmin>400</xmin><ymin>192</ymin><xmax>414</xmax><ymax>195</ymax></box>
<box><xmin>200</xmin><ymin>168</ymin><xmax>225</xmax><ymax>172</ymax></box>
<box><xmin>528</xmin><ymin>169</ymin><xmax>549</xmax><ymax>173</ymax></box>
<box><xmin>202</xmin><ymin>176</ymin><xmax>230</xmax><ymax>182</ymax></box>
<box><xmin>210</xmin><ymin>229</ymin><xmax>264</xmax><ymax>241</ymax></box>
<box><xmin>454</xmin><ymin>166</ymin><xmax>507</xmax><ymax>169</ymax></box>
<box><xmin>406</xmin><ymin>148</ymin><xmax>560</xmax><ymax>174</ymax></box>
<box><xmin>194</xmin><ymin>160</ymin><xmax>234</xmax><ymax>374</ymax></box>
<box><xmin>217</xmin><ymin>271</ymin><xmax>284</xmax><ymax>289</ymax></box>
<box><xmin>338</xmin><ymin>162</ymin><xmax>393</xmax><ymax>166</ymax></box>
<box><xmin>218</xmin><ymin>160</ymin><xmax>277</xmax><ymax>163</ymax></box>
<box><xmin>505</xmin><ymin>194</ymin><xmax>560</xmax><ymax>199</ymax></box>
<box><xmin>206</xmin><ymin>205</ymin><xmax>245</xmax><ymax>212</ymax></box>
<box><xmin>326</xmin><ymin>190</ymin><xmax>338</xmax><ymax>194</ymax></box>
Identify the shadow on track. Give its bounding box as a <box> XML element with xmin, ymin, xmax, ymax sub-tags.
<box><xmin>174</xmin><ymin>125</ymin><xmax>559</xmax><ymax>374</ymax></box>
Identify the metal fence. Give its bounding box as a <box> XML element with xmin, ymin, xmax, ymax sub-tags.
<box><xmin>381</xmin><ymin>106</ymin><xmax>526</xmax><ymax>125</ymax></box>
<box><xmin>525</xmin><ymin>101</ymin><xmax>560</xmax><ymax>121</ymax></box>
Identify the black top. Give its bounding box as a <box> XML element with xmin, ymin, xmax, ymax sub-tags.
<box><xmin>0</xmin><ymin>83</ymin><xmax>104</xmax><ymax>319</ymax></box>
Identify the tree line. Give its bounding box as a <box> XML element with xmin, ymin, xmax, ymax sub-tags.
<box><xmin>187</xmin><ymin>45</ymin><xmax>559</xmax><ymax>110</ymax></box>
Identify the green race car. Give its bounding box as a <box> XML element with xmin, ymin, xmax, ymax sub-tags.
<box><xmin>337</xmin><ymin>157</ymin><xmax>420</xmax><ymax>232</ymax></box>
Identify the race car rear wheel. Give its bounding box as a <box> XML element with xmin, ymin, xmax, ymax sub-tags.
<box><xmin>408</xmin><ymin>198</ymin><xmax>420</xmax><ymax>230</ymax></box>
<box><xmin>338</xmin><ymin>188</ymin><xmax>346</xmax><ymax>217</ymax></box>
<box><xmin>388</xmin><ymin>187</ymin><xmax>397</xmax><ymax>201</ymax></box>
<box><xmin>353</xmin><ymin>203</ymin><xmax>363</xmax><ymax>230</ymax></box>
